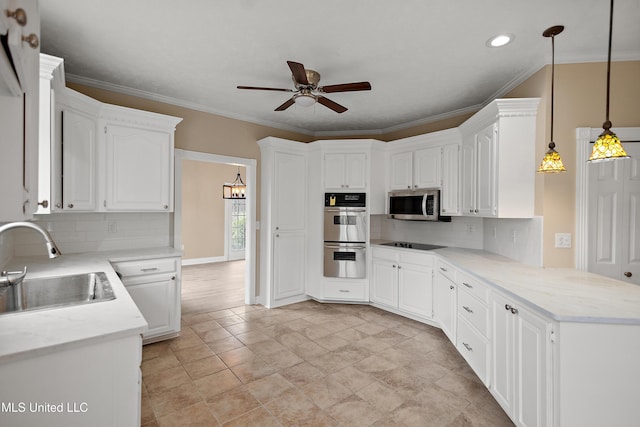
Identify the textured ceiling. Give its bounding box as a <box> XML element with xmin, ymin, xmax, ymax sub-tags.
<box><xmin>39</xmin><ymin>0</ymin><xmax>640</xmax><ymax>136</ymax></box>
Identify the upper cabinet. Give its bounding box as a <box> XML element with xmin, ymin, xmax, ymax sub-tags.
<box><xmin>324</xmin><ymin>152</ymin><xmax>367</xmax><ymax>190</ymax></box>
<box><xmin>459</xmin><ymin>98</ymin><xmax>539</xmax><ymax>218</ymax></box>
<box><xmin>49</xmin><ymin>86</ymin><xmax>182</xmax><ymax>213</ymax></box>
<box><xmin>0</xmin><ymin>0</ymin><xmax>40</xmax><ymax>221</ymax></box>
<box><xmin>389</xmin><ymin>147</ymin><xmax>440</xmax><ymax>190</ymax></box>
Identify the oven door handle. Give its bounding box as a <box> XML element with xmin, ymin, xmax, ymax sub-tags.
<box><xmin>324</xmin><ymin>244</ymin><xmax>367</xmax><ymax>249</ymax></box>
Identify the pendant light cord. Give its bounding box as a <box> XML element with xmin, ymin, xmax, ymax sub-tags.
<box><xmin>605</xmin><ymin>0</ymin><xmax>614</xmax><ymax>124</ymax></box>
<box><xmin>550</xmin><ymin>34</ymin><xmax>555</xmax><ymax>143</ymax></box>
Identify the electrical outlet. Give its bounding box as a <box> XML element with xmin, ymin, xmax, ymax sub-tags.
<box><xmin>108</xmin><ymin>222</ymin><xmax>117</xmax><ymax>234</ymax></box>
<box><xmin>467</xmin><ymin>225</ymin><xmax>474</xmax><ymax>234</ymax></box>
<box><xmin>510</xmin><ymin>229</ymin><xmax>517</xmax><ymax>243</ymax></box>
<box><xmin>492</xmin><ymin>227</ymin><xmax>497</xmax><ymax>239</ymax></box>
<box><xmin>555</xmin><ymin>233</ymin><xmax>572</xmax><ymax>248</ymax></box>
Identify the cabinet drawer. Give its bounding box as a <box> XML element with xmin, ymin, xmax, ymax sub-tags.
<box><xmin>458</xmin><ymin>288</ymin><xmax>489</xmax><ymax>337</ymax></box>
<box><xmin>436</xmin><ymin>259</ymin><xmax>455</xmax><ymax>282</ymax></box>
<box><xmin>372</xmin><ymin>247</ymin><xmax>398</xmax><ymax>261</ymax></box>
<box><xmin>456</xmin><ymin>270</ymin><xmax>489</xmax><ymax>303</ymax></box>
<box><xmin>324</xmin><ymin>282</ymin><xmax>367</xmax><ymax>301</ymax></box>
<box><xmin>399</xmin><ymin>251</ymin><xmax>433</xmax><ymax>267</ymax></box>
<box><xmin>457</xmin><ymin>317</ymin><xmax>490</xmax><ymax>385</ymax></box>
<box><xmin>112</xmin><ymin>258</ymin><xmax>178</xmax><ymax>278</ymax></box>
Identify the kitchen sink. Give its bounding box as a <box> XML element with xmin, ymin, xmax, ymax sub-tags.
<box><xmin>0</xmin><ymin>272</ymin><xmax>116</xmax><ymax>315</ymax></box>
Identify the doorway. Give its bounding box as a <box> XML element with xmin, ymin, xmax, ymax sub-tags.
<box><xmin>173</xmin><ymin>149</ymin><xmax>257</xmax><ymax>305</ymax></box>
<box><xmin>576</xmin><ymin>127</ymin><xmax>640</xmax><ymax>285</ymax></box>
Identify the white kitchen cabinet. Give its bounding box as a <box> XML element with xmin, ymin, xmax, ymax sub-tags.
<box><xmin>371</xmin><ymin>247</ymin><xmax>434</xmax><ymax>320</ymax></box>
<box><xmin>440</xmin><ymin>142</ymin><xmax>460</xmax><ymax>215</ymax></box>
<box><xmin>389</xmin><ymin>147</ymin><xmax>440</xmax><ymax>190</ymax></box>
<box><xmin>491</xmin><ymin>290</ymin><xmax>552</xmax><ymax>427</ymax></box>
<box><xmin>434</xmin><ymin>259</ymin><xmax>457</xmax><ymax>344</ymax></box>
<box><xmin>104</xmin><ymin>123</ymin><xmax>172</xmax><ymax>211</ymax></box>
<box><xmin>112</xmin><ymin>256</ymin><xmax>181</xmax><ymax>344</ymax></box>
<box><xmin>0</xmin><ymin>334</ymin><xmax>142</xmax><ymax>427</ymax></box>
<box><xmin>324</xmin><ymin>152</ymin><xmax>367</xmax><ymax>190</ymax></box>
<box><xmin>258</xmin><ymin>138</ymin><xmax>308</xmax><ymax>308</ymax></box>
<box><xmin>51</xmin><ymin>88</ymin><xmax>182</xmax><ymax>213</ymax></box>
<box><xmin>0</xmin><ymin>0</ymin><xmax>40</xmax><ymax>221</ymax></box>
<box><xmin>273</xmin><ymin>231</ymin><xmax>306</xmax><ymax>300</ymax></box>
<box><xmin>459</xmin><ymin>98</ymin><xmax>539</xmax><ymax>218</ymax></box>
<box><xmin>61</xmin><ymin>109</ymin><xmax>97</xmax><ymax>211</ymax></box>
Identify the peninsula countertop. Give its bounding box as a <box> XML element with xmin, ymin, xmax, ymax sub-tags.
<box><xmin>0</xmin><ymin>247</ymin><xmax>181</xmax><ymax>362</ymax></box>
<box><xmin>372</xmin><ymin>242</ymin><xmax>640</xmax><ymax>325</ymax></box>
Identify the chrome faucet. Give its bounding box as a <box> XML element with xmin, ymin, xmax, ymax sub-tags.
<box><xmin>0</xmin><ymin>221</ymin><xmax>62</xmax><ymax>287</ymax></box>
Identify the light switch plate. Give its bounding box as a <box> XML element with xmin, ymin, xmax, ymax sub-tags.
<box><xmin>555</xmin><ymin>233</ymin><xmax>572</xmax><ymax>249</ymax></box>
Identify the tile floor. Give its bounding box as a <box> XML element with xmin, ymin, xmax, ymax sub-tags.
<box><xmin>141</xmin><ymin>300</ymin><xmax>513</xmax><ymax>426</ymax></box>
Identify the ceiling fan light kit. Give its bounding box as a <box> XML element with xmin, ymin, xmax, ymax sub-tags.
<box><xmin>237</xmin><ymin>60</ymin><xmax>371</xmax><ymax>113</ymax></box>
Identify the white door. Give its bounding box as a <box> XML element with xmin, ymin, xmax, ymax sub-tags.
<box><xmin>62</xmin><ymin>109</ymin><xmax>97</xmax><ymax>211</ymax></box>
<box><xmin>371</xmin><ymin>258</ymin><xmax>398</xmax><ymax>308</ymax></box>
<box><xmin>588</xmin><ymin>142</ymin><xmax>640</xmax><ymax>285</ymax></box>
<box><xmin>398</xmin><ymin>263</ymin><xmax>433</xmax><ymax>318</ymax></box>
<box><xmin>226</xmin><ymin>198</ymin><xmax>246</xmax><ymax>261</ymax></box>
<box><xmin>413</xmin><ymin>147</ymin><xmax>440</xmax><ymax>189</ymax></box>
<box><xmin>273</xmin><ymin>231</ymin><xmax>305</xmax><ymax>300</ymax></box>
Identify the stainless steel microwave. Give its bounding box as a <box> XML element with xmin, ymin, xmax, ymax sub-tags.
<box><xmin>388</xmin><ymin>189</ymin><xmax>450</xmax><ymax>221</ymax></box>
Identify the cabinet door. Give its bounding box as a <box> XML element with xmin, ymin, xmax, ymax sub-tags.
<box><xmin>441</xmin><ymin>144</ymin><xmax>460</xmax><ymax>215</ymax></box>
<box><xmin>460</xmin><ymin>138</ymin><xmax>476</xmax><ymax>215</ymax></box>
<box><xmin>62</xmin><ymin>109</ymin><xmax>97</xmax><ymax>211</ymax></box>
<box><xmin>514</xmin><ymin>304</ymin><xmax>551</xmax><ymax>427</ymax></box>
<box><xmin>104</xmin><ymin>124</ymin><xmax>172</xmax><ymax>211</ymax></box>
<box><xmin>476</xmin><ymin>123</ymin><xmax>496</xmax><ymax>216</ymax></box>
<box><xmin>344</xmin><ymin>153</ymin><xmax>367</xmax><ymax>189</ymax></box>
<box><xmin>389</xmin><ymin>152</ymin><xmax>413</xmax><ymax>190</ymax></box>
<box><xmin>490</xmin><ymin>291</ymin><xmax>515</xmax><ymax>417</ymax></box>
<box><xmin>398</xmin><ymin>263</ymin><xmax>433</xmax><ymax>318</ymax></box>
<box><xmin>413</xmin><ymin>147</ymin><xmax>440</xmax><ymax>189</ymax></box>
<box><xmin>435</xmin><ymin>271</ymin><xmax>457</xmax><ymax>344</ymax></box>
<box><xmin>371</xmin><ymin>258</ymin><xmax>398</xmax><ymax>308</ymax></box>
<box><xmin>274</xmin><ymin>151</ymin><xmax>306</xmax><ymax>230</ymax></box>
<box><xmin>126</xmin><ymin>276</ymin><xmax>176</xmax><ymax>339</ymax></box>
<box><xmin>273</xmin><ymin>231</ymin><xmax>306</xmax><ymax>300</ymax></box>
<box><xmin>324</xmin><ymin>153</ymin><xmax>346</xmax><ymax>189</ymax></box>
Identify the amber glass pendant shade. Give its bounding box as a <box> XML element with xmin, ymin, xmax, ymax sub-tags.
<box><xmin>588</xmin><ymin>122</ymin><xmax>629</xmax><ymax>162</ymax></box>
<box><xmin>538</xmin><ymin>142</ymin><xmax>566</xmax><ymax>172</ymax></box>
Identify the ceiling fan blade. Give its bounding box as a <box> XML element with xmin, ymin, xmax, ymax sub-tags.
<box><xmin>274</xmin><ymin>98</ymin><xmax>295</xmax><ymax>111</ymax></box>
<box><xmin>319</xmin><ymin>82</ymin><xmax>372</xmax><ymax>93</ymax></box>
<box><xmin>237</xmin><ymin>85</ymin><xmax>294</xmax><ymax>92</ymax></box>
<box><xmin>317</xmin><ymin>96</ymin><xmax>347</xmax><ymax>113</ymax></box>
<box><xmin>287</xmin><ymin>61</ymin><xmax>309</xmax><ymax>85</ymax></box>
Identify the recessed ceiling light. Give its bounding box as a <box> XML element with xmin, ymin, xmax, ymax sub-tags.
<box><xmin>487</xmin><ymin>34</ymin><xmax>514</xmax><ymax>47</ymax></box>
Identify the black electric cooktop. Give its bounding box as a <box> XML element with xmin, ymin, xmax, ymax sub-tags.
<box><xmin>380</xmin><ymin>242</ymin><xmax>446</xmax><ymax>251</ymax></box>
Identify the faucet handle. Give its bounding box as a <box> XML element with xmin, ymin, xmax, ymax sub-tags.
<box><xmin>0</xmin><ymin>266</ymin><xmax>27</xmax><ymax>286</ymax></box>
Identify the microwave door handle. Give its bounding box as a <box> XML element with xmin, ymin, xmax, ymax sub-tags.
<box><xmin>422</xmin><ymin>194</ymin><xmax>428</xmax><ymax>217</ymax></box>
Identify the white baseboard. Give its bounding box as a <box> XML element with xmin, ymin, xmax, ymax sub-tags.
<box><xmin>181</xmin><ymin>256</ymin><xmax>226</xmax><ymax>266</ymax></box>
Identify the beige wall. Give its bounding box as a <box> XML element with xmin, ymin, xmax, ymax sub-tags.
<box><xmin>181</xmin><ymin>161</ymin><xmax>244</xmax><ymax>260</ymax></box>
<box><xmin>69</xmin><ymin>60</ymin><xmax>640</xmax><ymax>270</ymax></box>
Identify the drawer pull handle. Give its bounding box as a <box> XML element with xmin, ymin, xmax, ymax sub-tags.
<box><xmin>439</xmin><ymin>267</ymin><xmax>448</xmax><ymax>272</ymax></box>
<box><xmin>463</xmin><ymin>342</ymin><xmax>473</xmax><ymax>352</ymax></box>
<box><xmin>140</xmin><ymin>267</ymin><xmax>159</xmax><ymax>272</ymax></box>
<box><xmin>462</xmin><ymin>282</ymin><xmax>473</xmax><ymax>289</ymax></box>
<box><xmin>463</xmin><ymin>306</ymin><xmax>473</xmax><ymax>314</ymax></box>
<box><xmin>339</xmin><ymin>289</ymin><xmax>349</xmax><ymax>293</ymax></box>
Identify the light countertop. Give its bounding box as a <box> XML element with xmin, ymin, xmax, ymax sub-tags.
<box><xmin>0</xmin><ymin>247</ymin><xmax>182</xmax><ymax>363</ymax></box>
<box><xmin>372</xmin><ymin>242</ymin><xmax>640</xmax><ymax>325</ymax></box>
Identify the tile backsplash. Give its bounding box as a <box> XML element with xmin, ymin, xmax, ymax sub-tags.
<box><xmin>11</xmin><ymin>213</ymin><xmax>172</xmax><ymax>257</ymax></box>
<box><xmin>372</xmin><ymin>214</ymin><xmax>543</xmax><ymax>267</ymax></box>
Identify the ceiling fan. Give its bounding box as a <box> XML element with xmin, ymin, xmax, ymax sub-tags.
<box><xmin>237</xmin><ymin>61</ymin><xmax>371</xmax><ymax>113</ymax></box>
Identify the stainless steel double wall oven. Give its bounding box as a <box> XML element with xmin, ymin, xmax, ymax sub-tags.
<box><xmin>323</xmin><ymin>193</ymin><xmax>367</xmax><ymax>279</ymax></box>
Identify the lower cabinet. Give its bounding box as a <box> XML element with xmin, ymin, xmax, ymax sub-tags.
<box><xmin>490</xmin><ymin>290</ymin><xmax>552</xmax><ymax>427</ymax></box>
<box><xmin>111</xmin><ymin>256</ymin><xmax>181</xmax><ymax>344</ymax></box>
<box><xmin>371</xmin><ymin>248</ymin><xmax>434</xmax><ymax>320</ymax></box>
<box><xmin>434</xmin><ymin>260</ymin><xmax>457</xmax><ymax>343</ymax></box>
<box><xmin>273</xmin><ymin>231</ymin><xmax>306</xmax><ymax>301</ymax></box>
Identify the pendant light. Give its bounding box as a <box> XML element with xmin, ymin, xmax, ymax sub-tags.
<box><xmin>538</xmin><ymin>25</ymin><xmax>566</xmax><ymax>173</ymax></box>
<box><xmin>222</xmin><ymin>167</ymin><xmax>246</xmax><ymax>199</ymax></box>
<box><xmin>588</xmin><ymin>0</ymin><xmax>629</xmax><ymax>162</ymax></box>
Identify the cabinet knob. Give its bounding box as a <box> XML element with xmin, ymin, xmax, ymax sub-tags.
<box><xmin>22</xmin><ymin>33</ymin><xmax>39</xmax><ymax>49</ymax></box>
<box><xmin>624</xmin><ymin>271</ymin><xmax>632</xmax><ymax>278</ymax></box>
<box><xmin>504</xmin><ymin>304</ymin><xmax>511</xmax><ymax>311</ymax></box>
<box><xmin>449</xmin><ymin>285</ymin><xmax>454</xmax><ymax>290</ymax></box>
<box><xmin>392</xmin><ymin>264</ymin><xmax>397</xmax><ymax>268</ymax></box>
<box><xmin>55</xmin><ymin>203</ymin><xmax>62</xmax><ymax>209</ymax></box>
<box><xmin>276</xmin><ymin>234</ymin><xmax>279</xmax><ymax>238</ymax></box>
<box><xmin>38</xmin><ymin>200</ymin><xmax>49</xmax><ymax>208</ymax></box>
<box><xmin>6</xmin><ymin>8</ymin><xmax>27</xmax><ymax>26</ymax></box>
<box><xmin>163</xmin><ymin>205</ymin><xmax>169</xmax><ymax>209</ymax></box>
<box><xmin>171</xmin><ymin>276</ymin><xmax>176</xmax><ymax>280</ymax></box>
<box><xmin>67</xmin><ymin>204</ymin><xmax>74</xmax><ymax>209</ymax></box>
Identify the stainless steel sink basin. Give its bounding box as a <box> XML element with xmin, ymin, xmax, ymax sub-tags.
<box><xmin>0</xmin><ymin>272</ymin><xmax>116</xmax><ymax>315</ymax></box>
